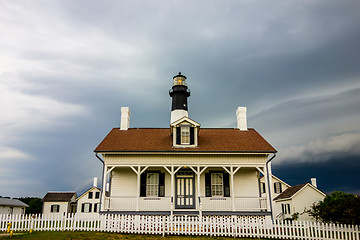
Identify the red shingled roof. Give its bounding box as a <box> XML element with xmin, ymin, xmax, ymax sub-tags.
<box><xmin>273</xmin><ymin>183</ymin><xmax>307</xmax><ymax>201</ymax></box>
<box><xmin>94</xmin><ymin>128</ymin><xmax>276</xmax><ymax>153</ymax></box>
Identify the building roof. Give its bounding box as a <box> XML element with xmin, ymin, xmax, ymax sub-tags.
<box><xmin>95</xmin><ymin>128</ymin><xmax>277</xmax><ymax>153</ymax></box>
<box><xmin>273</xmin><ymin>183</ymin><xmax>308</xmax><ymax>201</ymax></box>
<box><xmin>0</xmin><ymin>198</ymin><xmax>29</xmax><ymax>208</ymax></box>
<box><xmin>42</xmin><ymin>192</ymin><xmax>76</xmax><ymax>202</ymax></box>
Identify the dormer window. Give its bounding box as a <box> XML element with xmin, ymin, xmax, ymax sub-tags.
<box><xmin>171</xmin><ymin>116</ymin><xmax>200</xmax><ymax>148</ymax></box>
<box><xmin>181</xmin><ymin>126</ymin><xmax>190</xmax><ymax>144</ymax></box>
<box><xmin>176</xmin><ymin>126</ymin><xmax>195</xmax><ymax>146</ymax></box>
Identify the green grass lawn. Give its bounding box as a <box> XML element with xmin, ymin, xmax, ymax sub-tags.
<box><xmin>1</xmin><ymin>231</ymin><xmax>269</xmax><ymax>239</ymax></box>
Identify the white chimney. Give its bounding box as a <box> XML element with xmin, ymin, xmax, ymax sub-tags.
<box><xmin>236</xmin><ymin>107</ymin><xmax>248</xmax><ymax>130</ymax></box>
<box><xmin>311</xmin><ymin>178</ymin><xmax>317</xmax><ymax>188</ymax></box>
<box><xmin>120</xmin><ymin>107</ymin><xmax>130</xmax><ymax>130</ymax></box>
<box><xmin>93</xmin><ymin>177</ymin><xmax>98</xmax><ymax>187</ymax></box>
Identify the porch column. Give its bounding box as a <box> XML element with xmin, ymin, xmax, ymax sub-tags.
<box><xmin>171</xmin><ymin>166</ymin><xmax>175</xmax><ymax>214</ymax></box>
<box><xmin>222</xmin><ymin>166</ymin><xmax>240</xmax><ymax>212</ymax></box>
<box><xmin>189</xmin><ymin>166</ymin><xmax>207</xmax><ymax>215</ymax></box>
<box><xmin>197</xmin><ymin>166</ymin><xmax>201</xmax><ymax>216</ymax></box>
<box><xmin>101</xmin><ymin>164</ymin><xmax>107</xmax><ymax>211</ymax></box>
<box><xmin>130</xmin><ymin>165</ymin><xmax>148</xmax><ymax>212</ymax></box>
<box><xmin>267</xmin><ymin>162</ymin><xmax>274</xmax><ymax>214</ymax></box>
<box><xmin>136</xmin><ymin>166</ymin><xmax>141</xmax><ymax>211</ymax></box>
<box><xmin>230</xmin><ymin>166</ymin><xmax>235</xmax><ymax>211</ymax></box>
<box><xmin>263</xmin><ymin>165</ymin><xmax>271</xmax><ymax>212</ymax></box>
<box><xmin>163</xmin><ymin>166</ymin><xmax>178</xmax><ymax>215</ymax></box>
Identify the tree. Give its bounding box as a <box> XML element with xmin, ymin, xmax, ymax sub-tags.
<box><xmin>16</xmin><ymin>197</ymin><xmax>43</xmax><ymax>214</ymax></box>
<box><xmin>307</xmin><ymin>191</ymin><xmax>360</xmax><ymax>225</ymax></box>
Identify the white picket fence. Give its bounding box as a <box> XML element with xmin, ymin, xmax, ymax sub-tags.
<box><xmin>1</xmin><ymin>213</ymin><xmax>359</xmax><ymax>240</ymax></box>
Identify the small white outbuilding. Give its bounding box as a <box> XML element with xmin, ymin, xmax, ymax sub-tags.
<box><xmin>273</xmin><ymin>180</ymin><xmax>326</xmax><ymax>221</ymax></box>
<box><xmin>42</xmin><ymin>192</ymin><xmax>77</xmax><ymax>215</ymax></box>
<box><xmin>0</xmin><ymin>198</ymin><xmax>28</xmax><ymax>215</ymax></box>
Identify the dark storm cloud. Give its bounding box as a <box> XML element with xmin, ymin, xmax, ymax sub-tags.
<box><xmin>1</xmin><ymin>0</ymin><xmax>360</xmax><ymax>197</ymax></box>
<box><xmin>273</xmin><ymin>156</ymin><xmax>360</xmax><ymax>195</ymax></box>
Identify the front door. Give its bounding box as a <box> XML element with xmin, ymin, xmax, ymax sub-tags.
<box><xmin>175</xmin><ymin>171</ymin><xmax>195</xmax><ymax>209</ymax></box>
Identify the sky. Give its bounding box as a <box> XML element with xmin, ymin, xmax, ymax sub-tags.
<box><xmin>1</xmin><ymin>0</ymin><xmax>359</xmax><ymax>198</ymax></box>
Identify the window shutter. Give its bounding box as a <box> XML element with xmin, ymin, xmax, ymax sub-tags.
<box><xmin>205</xmin><ymin>173</ymin><xmax>211</xmax><ymax>197</ymax></box>
<box><xmin>190</xmin><ymin>127</ymin><xmax>194</xmax><ymax>145</ymax></box>
<box><xmin>279</xmin><ymin>183</ymin><xmax>282</xmax><ymax>193</ymax></box>
<box><xmin>51</xmin><ymin>205</ymin><xmax>54</xmax><ymax>212</ymax></box>
<box><xmin>261</xmin><ymin>182</ymin><xmax>266</xmax><ymax>194</ymax></box>
<box><xmin>223</xmin><ymin>172</ymin><xmax>230</xmax><ymax>197</ymax></box>
<box><xmin>89</xmin><ymin>203</ymin><xmax>92</xmax><ymax>212</ymax></box>
<box><xmin>176</xmin><ymin>127</ymin><xmax>181</xmax><ymax>145</ymax></box>
<box><xmin>140</xmin><ymin>173</ymin><xmax>147</xmax><ymax>197</ymax></box>
<box><xmin>81</xmin><ymin>203</ymin><xmax>85</xmax><ymax>213</ymax></box>
<box><xmin>94</xmin><ymin>203</ymin><xmax>97</xmax><ymax>213</ymax></box>
<box><xmin>159</xmin><ymin>173</ymin><xmax>165</xmax><ymax>197</ymax></box>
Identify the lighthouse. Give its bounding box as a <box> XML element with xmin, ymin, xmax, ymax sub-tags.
<box><xmin>169</xmin><ymin>72</ymin><xmax>191</xmax><ymax>124</ymax></box>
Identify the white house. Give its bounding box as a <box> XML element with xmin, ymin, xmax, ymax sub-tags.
<box><xmin>42</xmin><ymin>192</ymin><xmax>77</xmax><ymax>215</ymax></box>
<box><xmin>273</xmin><ymin>178</ymin><xmax>326</xmax><ymax>221</ymax></box>
<box><xmin>76</xmin><ymin>178</ymin><xmax>101</xmax><ymax>215</ymax></box>
<box><xmin>95</xmin><ymin>73</ymin><xmax>277</xmax><ymax>220</ymax></box>
<box><xmin>0</xmin><ymin>198</ymin><xmax>28</xmax><ymax>215</ymax></box>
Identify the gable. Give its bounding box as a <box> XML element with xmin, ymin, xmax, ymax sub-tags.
<box><xmin>171</xmin><ymin>116</ymin><xmax>200</xmax><ymax>128</ymax></box>
<box><xmin>76</xmin><ymin>187</ymin><xmax>101</xmax><ymax>200</ymax></box>
<box><xmin>292</xmin><ymin>184</ymin><xmax>326</xmax><ymax>202</ymax></box>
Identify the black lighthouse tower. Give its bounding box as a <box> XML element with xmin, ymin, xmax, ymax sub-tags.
<box><xmin>169</xmin><ymin>72</ymin><xmax>190</xmax><ymax>123</ymax></box>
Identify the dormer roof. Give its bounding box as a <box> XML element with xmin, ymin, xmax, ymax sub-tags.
<box><xmin>171</xmin><ymin>116</ymin><xmax>200</xmax><ymax>127</ymax></box>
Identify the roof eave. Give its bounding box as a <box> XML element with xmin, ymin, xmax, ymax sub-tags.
<box><xmin>94</xmin><ymin>150</ymin><xmax>277</xmax><ymax>154</ymax></box>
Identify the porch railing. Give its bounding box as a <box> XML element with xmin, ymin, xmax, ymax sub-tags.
<box><xmin>105</xmin><ymin>196</ymin><xmax>266</xmax><ymax>212</ymax></box>
<box><xmin>200</xmin><ymin>197</ymin><xmax>267</xmax><ymax>211</ymax></box>
<box><xmin>105</xmin><ymin>196</ymin><xmax>172</xmax><ymax>211</ymax></box>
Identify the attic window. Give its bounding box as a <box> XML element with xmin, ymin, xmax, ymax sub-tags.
<box><xmin>181</xmin><ymin>126</ymin><xmax>190</xmax><ymax>144</ymax></box>
<box><xmin>176</xmin><ymin>126</ymin><xmax>195</xmax><ymax>145</ymax></box>
<box><xmin>274</xmin><ymin>182</ymin><xmax>282</xmax><ymax>194</ymax></box>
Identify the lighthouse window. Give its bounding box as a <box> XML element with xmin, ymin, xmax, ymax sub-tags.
<box><xmin>181</xmin><ymin>127</ymin><xmax>190</xmax><ymax>144</ymax></box>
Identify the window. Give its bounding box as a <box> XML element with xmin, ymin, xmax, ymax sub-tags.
<box><xmin>181</xmin><ymin>126</ymin><xmax>190</xmax><ymax>144</ymax></box>
<box><xmin>146</xmin><ymin>173</ymin><xmax>159</xmax><ymax>197</ymax></box>
<box><xmin>205</xmin><ymin>172</ymin><xmax>230</xmax><ymax>197</ymax></box>
<box><xmin>282</xmin><ymin>203</ymin><xmax>291</xmax><ymax>214</ymax></box>
<box><xmin>95</xmin><ymin>192</ymin><xmax>100</xmax><ymax>199</ymax></box>
<box><xmin>50</xmin><ymin>204</ymin><xmax>60</xmax><ymax>213</ymax></box>
<box><xmin>211</xmin><ymin>173</ymin><xmax>223</xmax><ymax>196</ymax></box>
<box><xmin>88</xmin><ymin>192</ymin><xmax>93</xmax><ymax>199</ymax></box>
<box><xmin>176</xmin><ymin>126</ymin><xmax>195</xmax><ymax>146</ymax></box>
<box><xmin>140</xmin><ymin>172</ymin><xmax>165</xmax><ymax>197</ymax></box>
<box><xmin>274</xmin><ymin>182</ymin><xmax>282</xmax><ymax>194</ymax></box>
<box><xmin>81</xmin><ymin>203</ymin><xmax>92</xmax><ymax>213</ymax></box>
<box><xmin>93</xmin><ymin>203</ymin><xmax>99</xmax><ymax>213</ymax></box>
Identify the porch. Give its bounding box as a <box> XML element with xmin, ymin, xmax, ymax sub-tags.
<box><xmin>103</xmin><ymin>196</ymin><xmax>268</xmax><ymax>213</ymax></box>
<box><xmin>100</xmin><ymin>163</ymin><xmax>273</xmax><ymax>216</ymax></box>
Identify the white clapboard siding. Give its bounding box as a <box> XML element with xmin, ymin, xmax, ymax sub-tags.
<box><xmin>1</xmin><ymin>213</ymin><xmax>359</xmax><ymax>240</ymax></box>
